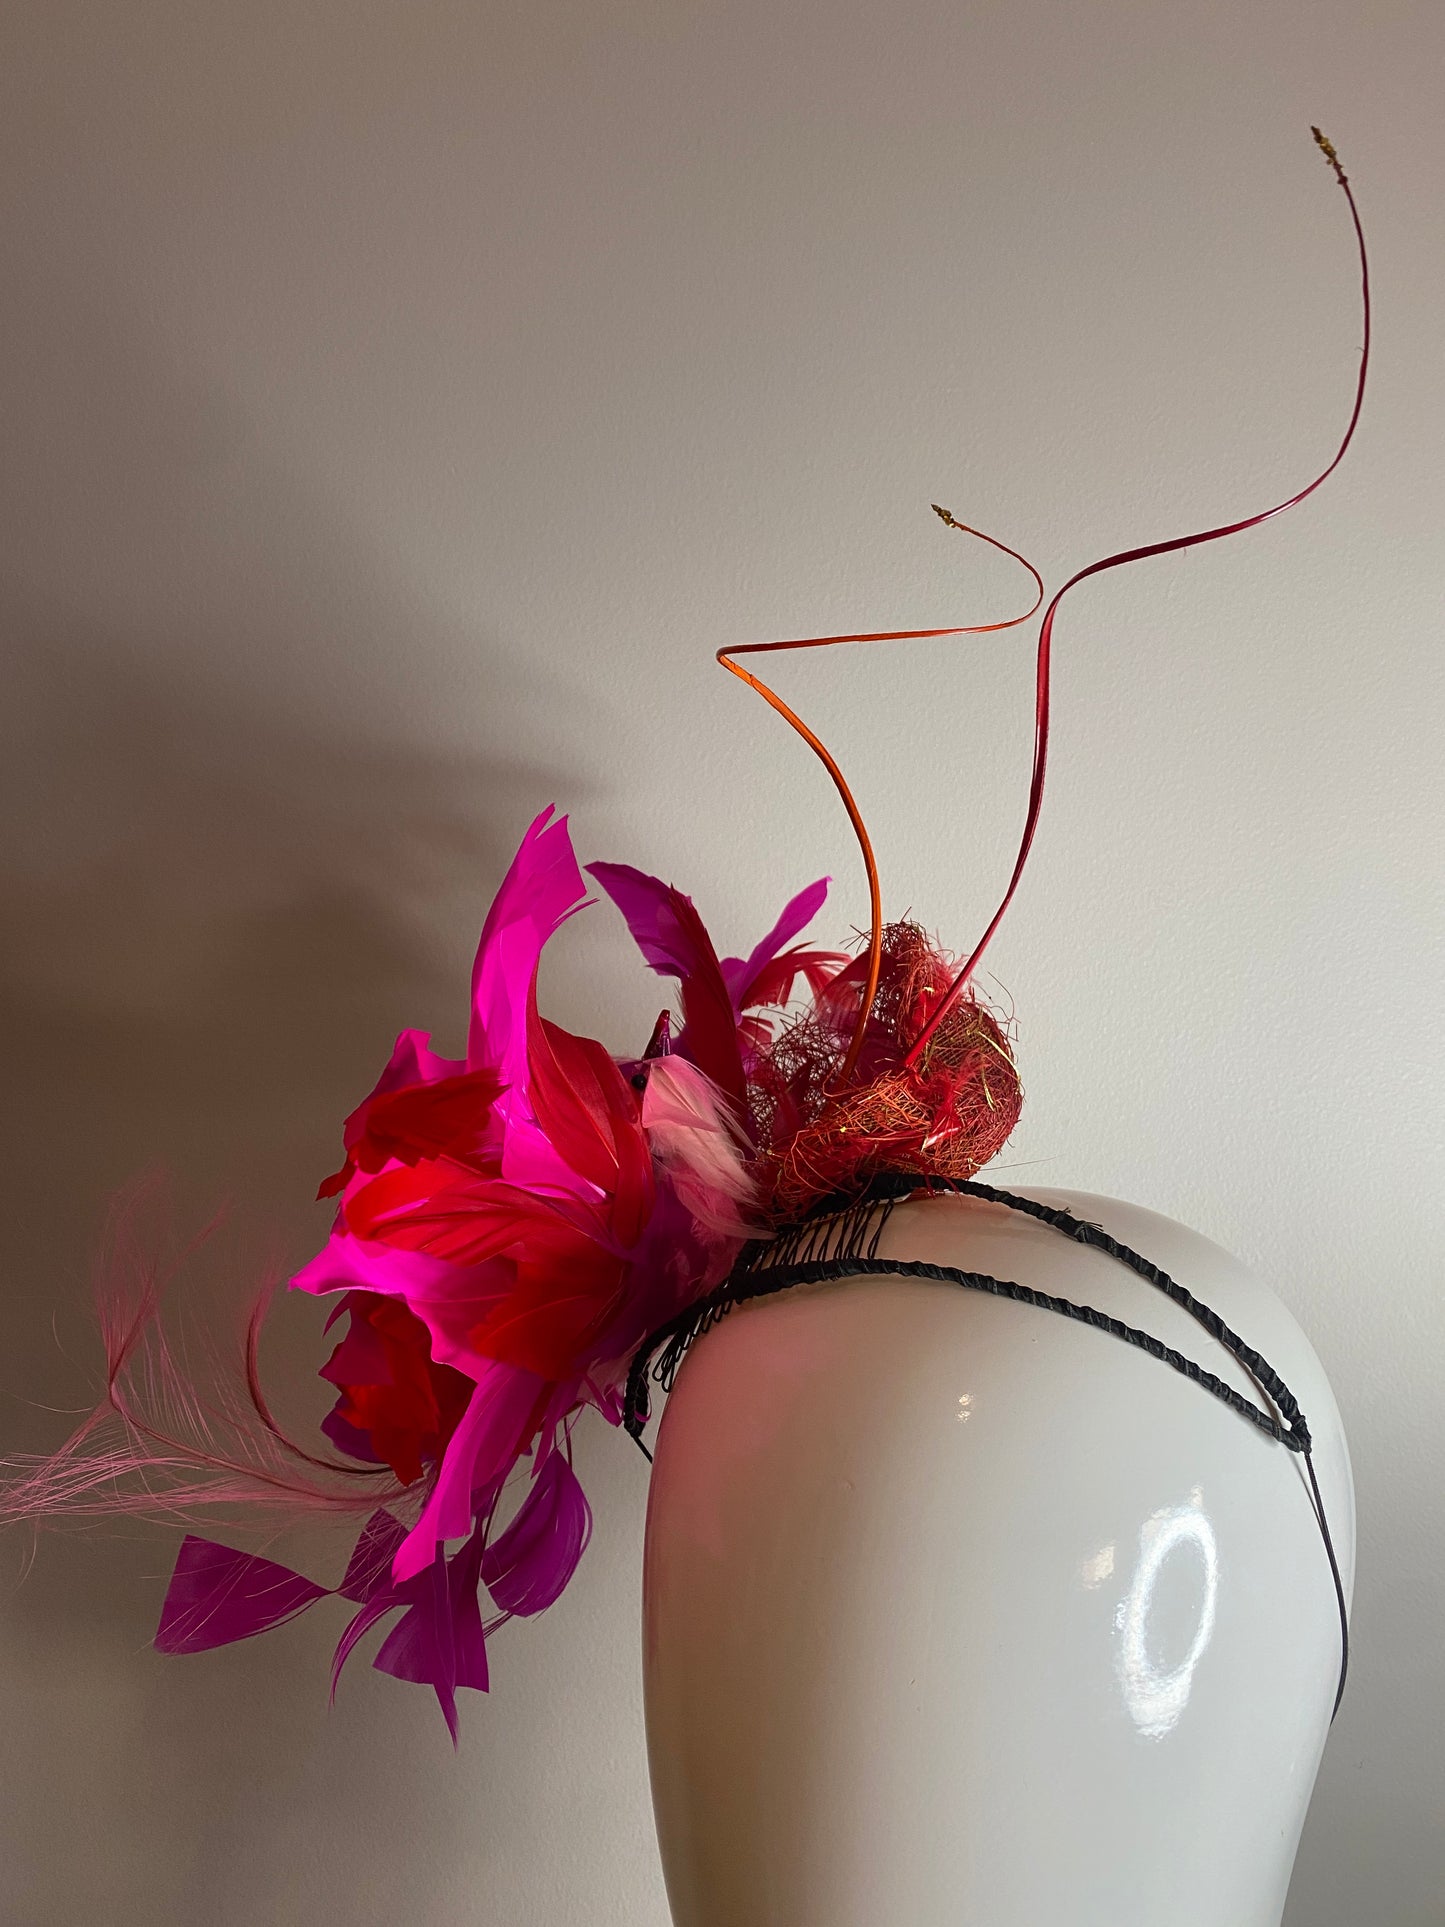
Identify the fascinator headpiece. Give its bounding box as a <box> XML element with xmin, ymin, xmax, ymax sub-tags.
<box><xmin>3</xmin><ymin>131</ymin><xmax>1366</xmax><ymax>1736</ymax></box>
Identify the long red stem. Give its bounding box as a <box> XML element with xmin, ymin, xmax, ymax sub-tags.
<box><xmin>906</xmin><ymin>128</ymin><xmax>1370</xmax><ymax>1064</ymax></box>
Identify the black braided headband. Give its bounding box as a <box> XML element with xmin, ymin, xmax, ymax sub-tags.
<box><xmin>623</xmin><ymin>1173</ymin><xmax>1350</xmax><ymax>1720</ymax></box>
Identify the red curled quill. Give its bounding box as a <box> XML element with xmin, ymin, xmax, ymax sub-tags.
<box><xmin>908</xmin><ymin>129</ymin><xmax>1370</xmax><ymax>1056</ymax></box>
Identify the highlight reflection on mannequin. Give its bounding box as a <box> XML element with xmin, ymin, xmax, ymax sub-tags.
<box><xmin>1080</xmin><ymin>1542</ymin><xmax>1116</xmax><ymax>1588</ymax></box>
<box><xmin>1114</xmin><ymin>1492</ymin><xmax>1219</xmax><ymax>1739</ymax></box>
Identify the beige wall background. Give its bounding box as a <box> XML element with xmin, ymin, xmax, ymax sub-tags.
<box><xmin>1</xmin><ymin>3</ymin><xmax>1441</xmax><ymax>1922</ymax></box>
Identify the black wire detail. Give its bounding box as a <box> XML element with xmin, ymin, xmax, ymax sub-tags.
<box><xmin>622</xmin><ymin>1171</ymin><xmax>1350</xmax><ymax>1720</ymax></box>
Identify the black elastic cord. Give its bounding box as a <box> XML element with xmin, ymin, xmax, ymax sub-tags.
<box><xmin>1304</xmin><ymin>1446</ymin><xmax>1351</xmax><ymax>1721</ymax></box>
<box><xmin>623</xmin><ymin>1172</ymin><xmax>1350</xmax><ymax>1719</ymax></box>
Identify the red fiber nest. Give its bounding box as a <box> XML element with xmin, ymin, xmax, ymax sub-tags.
<box><xmin>748</xmin><ymin>923</ymin><xmax>1022</xmax><ymax>1223</ymax></box>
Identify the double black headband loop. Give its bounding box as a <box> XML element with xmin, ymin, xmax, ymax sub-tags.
<box><xmin>624</xmin><ymin>1174</ymin><xmax>1349</xmax><ymax>1720</ymax></box>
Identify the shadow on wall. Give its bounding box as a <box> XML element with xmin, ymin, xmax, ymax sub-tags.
<box><xmin>0</xmin><ymin>245</ymin><xmax>630</xmax><ymax>1921</ymax></box>
<box><xmin>0</xmin><ymin>634</ymin><xmax>577</xmax><ymax>1920</ymax></box>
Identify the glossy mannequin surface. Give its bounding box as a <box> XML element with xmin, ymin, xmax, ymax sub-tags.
<box><xmin>642</xmin><ymin>1189</ymin><xmax>1354</xmax><ymax>1927</ymax></box>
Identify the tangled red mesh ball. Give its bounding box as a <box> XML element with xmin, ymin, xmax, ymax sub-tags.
<box><xmin>748</xmin><ymin>923</ymin><xmax>1022</xmax><ymax>1223</ymax></box>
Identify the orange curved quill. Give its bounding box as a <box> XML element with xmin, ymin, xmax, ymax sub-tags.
<box><xmin>718</xmin><ymin>510</ymin><xmax>1044</xmax><ymax>1082</ymax></box>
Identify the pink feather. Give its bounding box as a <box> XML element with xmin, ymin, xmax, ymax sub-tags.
<box><xmin>0</xmin><ymin>1186</ymin><xmax>408</xmax><ymax>1534</ymax></box>
<box><xmin>641</xmin><ymin>1056</ymin><xmax>762</xmax><ymax>1242</ymax></box>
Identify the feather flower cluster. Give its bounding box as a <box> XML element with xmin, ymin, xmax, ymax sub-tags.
<box><xmin>55</xmin><ymin>807</ymin><xmax>1017</xmax><ymax>1735</ymax></box>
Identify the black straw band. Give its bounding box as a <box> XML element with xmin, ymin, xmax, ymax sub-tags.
<box><xmin>622</xmin><ymin>1173</ymin><xmax>1349</xmax><ymax>1719</ymax></box>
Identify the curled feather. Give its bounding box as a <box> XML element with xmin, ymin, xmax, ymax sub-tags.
<box><xmin>0</xmin><ymin>1186</ymin><xmax>409</xmax><ymax>1536</ymax></box>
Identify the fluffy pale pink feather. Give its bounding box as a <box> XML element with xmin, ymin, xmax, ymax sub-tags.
<box><xmin>641</xmin><ymin>1056</ymin><xmax>762</xmax><ymax>1242</ymax></box>
<box><xmin>0</xmin><ymin>1190</ymin><xmax>407</xmax><ymax>1533</ymax></box>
